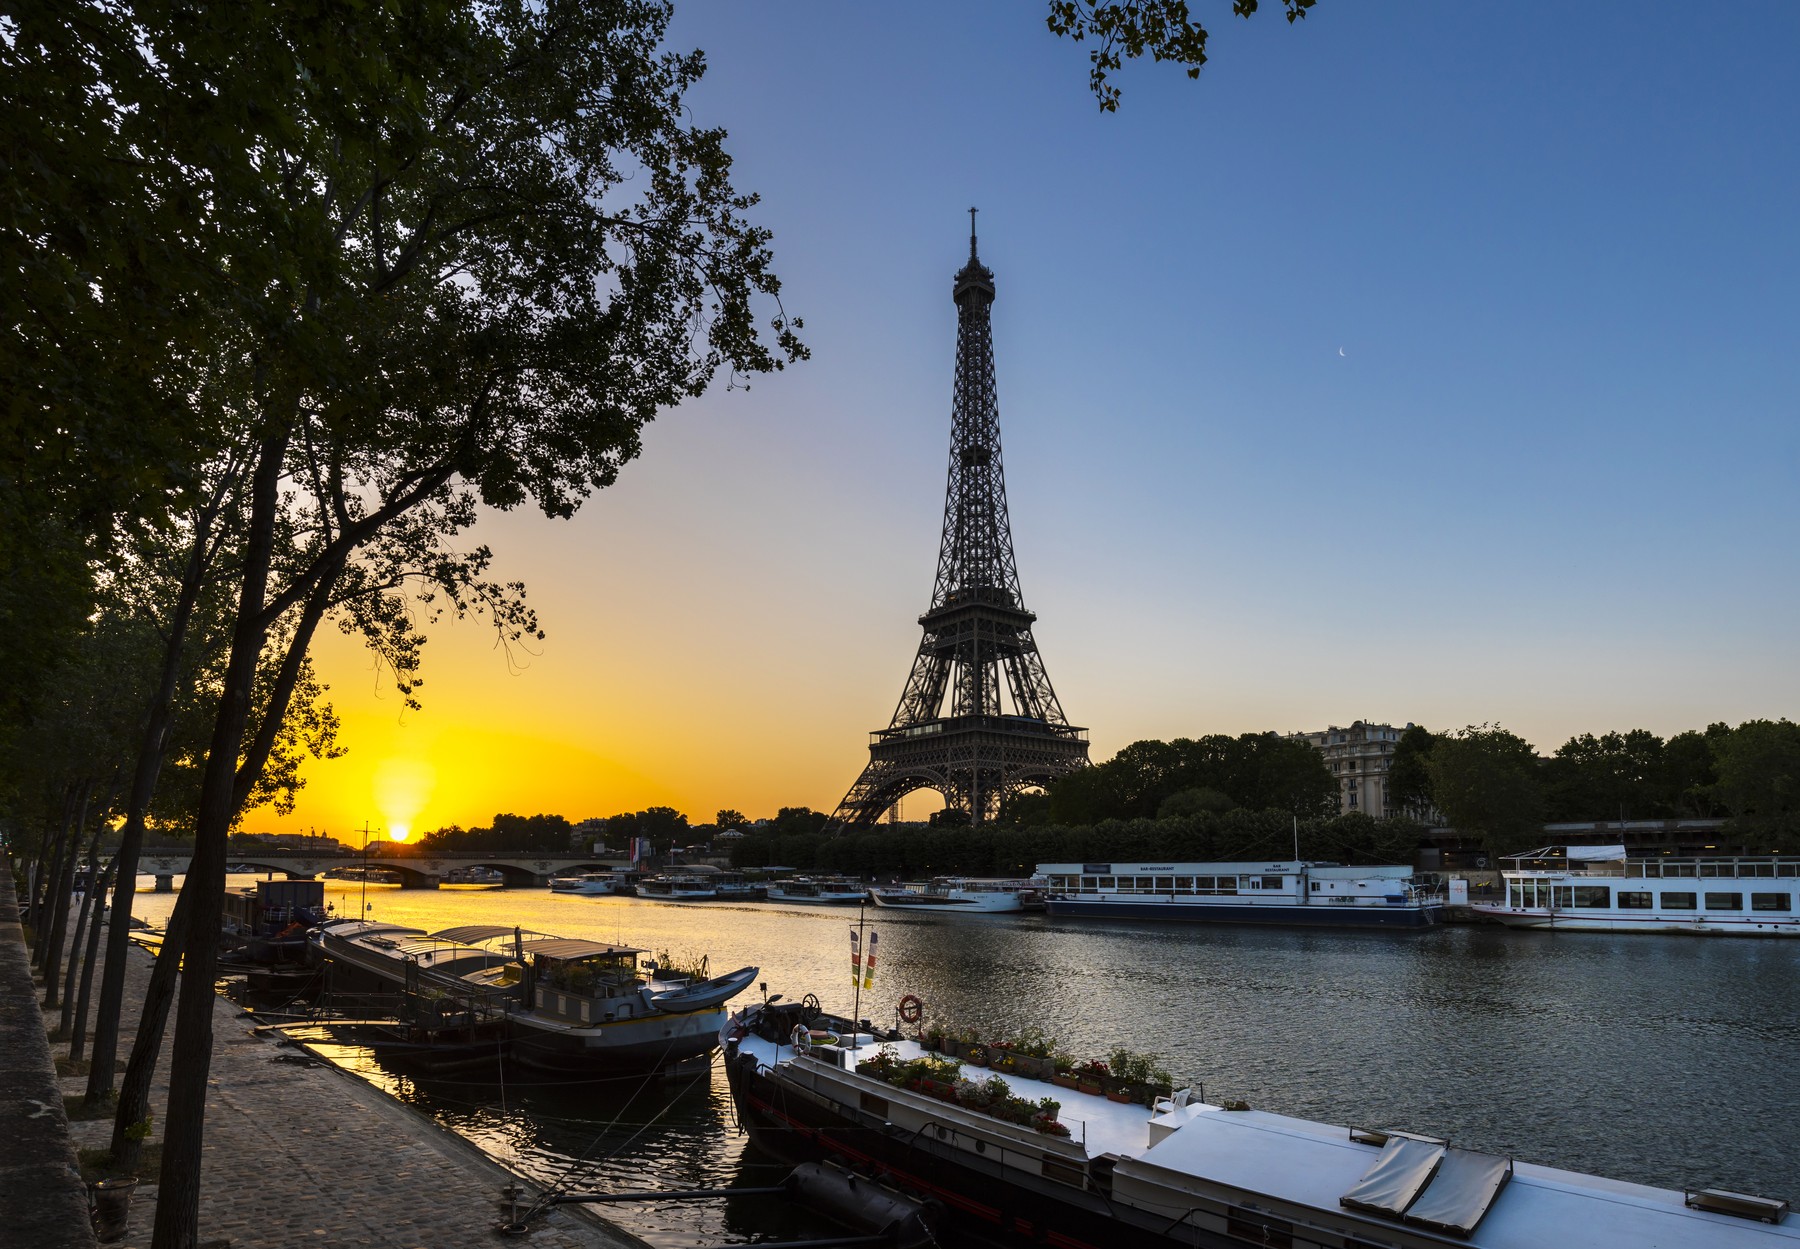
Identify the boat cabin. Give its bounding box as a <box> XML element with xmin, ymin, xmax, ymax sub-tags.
<box><xmin>521</xmin><ymin>938</ymin><xmax>652</xmax><ymax>1024</ymax></box>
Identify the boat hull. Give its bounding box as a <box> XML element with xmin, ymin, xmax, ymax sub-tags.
<box><xmin>1471</xmin><ymin>906</ymin><xmax>1800</xmax><ymax>936</ymax></box>
<box><xmin>510</xmin><ymin>1008</ymin><xmax>725</xmax><ymax>1073</ymax></box>
<box><xmin>869</xmin><ymin>891</ymin><xmax>1022</xmax><ymax>913</ymax></box>
<box><xmin>724</xmin><ymin>1052</ymin><xmax>1156</xmax><ymax>1249</ymax></box>
<box><xmin>1044</xmin><ymin>896</ymin><xmax>1442</xmax><ymax>928</ymax></box>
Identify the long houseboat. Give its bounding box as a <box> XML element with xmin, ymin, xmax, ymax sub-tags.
<box><xmin>1473</xmin><ymin>846</ymin><xmax>1800</xmax><ymax>936</ymax></box>
<box><xmin>725</xmin><ymin>994</ymin><xmax>1796</xmax><ymax>1249</ymax></box>
<box><xmin>1039</xmin><ymin>861</ymin><xmax>1444</xmax><ymax>928</ymax></box>
<box><xmin>310</xmin><ymin>919</ymin><xmax>756</xmax><ymax>1073</ymax></box>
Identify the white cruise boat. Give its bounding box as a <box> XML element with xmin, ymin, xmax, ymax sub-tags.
<box><xmin>725</xmin><ymin>995</ymin><xmax>1799</xmax><ymax>1249</ymax></box>
<box><xmin>1039</xmin><ymin>861</ymin><xmax>1444</xmax><ymax>928</ymax></box>
<box><xmin>764</xmin><ymin>876</ymin><xmax>869</xmax><ymax>905</ymax></box>
<box><xmin>868</xmin><ymin>877</ymin><xmax>1031</xmax><ymax>912</ymax></box>
<box><xmin>1473</xmin><ymin>845</ymin><xmax>1800</xmax><ymax>936</ymax></box>
<box><xmin>549</xmin><ymin>871</ymin><xmax>633</xmax><ymax>896</ymax></box>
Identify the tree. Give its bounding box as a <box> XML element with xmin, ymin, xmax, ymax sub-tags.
<box><xmin>715</xmin><ymin>808</ymin><xmax>748</xmax><ymax>829</ymax></box>
<box><xmin>1046</xmin><ymin>0</ymin><xmax>1319</xmax><ymax>111</ymax></box>
<box><xmin>21</xmin><ymin>5</ymin><xmax>802</xmax><ymax>1245</ymax></box>
<box><xmin>1157</xmin><ymin>787</ymin><xmax>1235</xmax><ymax>818</ymax></box>
<box><xmin>1712</xmin><ymin>720</ymin><xmax>1800</xmax><ymax>849</ymax></box>
<box><xmin>1386</xmin><ymin>725</ymin><xmax>1439</xmax><ymax>821</ymax></box>
<box><xmin>1663</xmin><ymin>727</ymin><xmax>1726</xmax><ymax>817</ymax></box>
<box><xmin>1543</xmin><ymin>730</ymin><xmax>1666</xmax><ymax>822</ymax></box>
<box><xmin>1427</xmin><ymin>724</ymin><xmax>1545</xmax><ymax>863</ymax></box>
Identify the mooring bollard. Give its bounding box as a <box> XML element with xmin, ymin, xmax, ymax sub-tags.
<box><xmin>91</xmin><ymin>1176</ymin><xmax>139</xmax><ymax>1243</ymax></box>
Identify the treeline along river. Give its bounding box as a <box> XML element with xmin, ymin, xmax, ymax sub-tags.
<box><xmin>136</xmin><ymin>876</ymin><xmax>1800</xmax><ymax>1247</ymax></box>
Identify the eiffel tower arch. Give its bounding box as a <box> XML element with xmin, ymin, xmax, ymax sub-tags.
<box><xmin>832</xmin><ymin>215</ymin><xmax>1089</xmax><ymax>828</ymax></box>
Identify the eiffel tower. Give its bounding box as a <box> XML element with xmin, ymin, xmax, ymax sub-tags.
<box><xmin>832</xmin><ymin>213</ymin><xmax>1089</xmax><ymax>827</ymax></box>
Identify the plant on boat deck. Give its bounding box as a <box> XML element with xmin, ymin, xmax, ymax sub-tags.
<box><xmin>652</xmin><ymin>949</ymin><xmax>711</xmax><ymax>982</ymax></box>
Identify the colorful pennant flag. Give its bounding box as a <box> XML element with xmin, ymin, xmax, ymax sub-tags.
<box><xmin>863</xmin><ymin>929</ymin><xmax>877</xmax><ymax>990</ymax></box>
<box><xmin>850</xmin><ymin>927</ymin><xmax>861</xmax><ymax>987</ymax></box>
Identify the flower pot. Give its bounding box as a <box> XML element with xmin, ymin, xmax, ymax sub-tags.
<box><xmin>964</xmin><ymin>1046</ymin><xmax>988</xmax><ymax>1067</ymax></box>
<box><xmin>1078</xmin><ymin>1081</ymin><xmax>1103</xmax><ymax>1096</ymax></box>
<box><xmin>1052</xmin><ymin>1073</ymin><xmax>1079</xmax><ymax>1090</ymax></box>
<box><xmin>91</xmin><ymin>1177</ymin><xmax>138</xmax><ymax>1243</ymax></box>
<box><xmin>1106</xmin><ymin>1090</ymin><xmax>1133</xmax><ymax>1103</ymax></box>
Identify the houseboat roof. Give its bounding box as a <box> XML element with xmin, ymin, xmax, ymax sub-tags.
<box><xmin>1037</xmin><ymin>861</ymin><xmax>1416</xmax><ymax>878</ymax></box>
<box><xmin>519</xmin><ymin>937</ymin><xmax>643</xmax><ymax>961</ymax></box>
<box><xmin>431</xmin><ymin>924</ymin><xmax>553</xmax><ymax>945</ymax></box>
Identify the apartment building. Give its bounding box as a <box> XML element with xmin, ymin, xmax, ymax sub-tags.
<box><xmin>1290</xmin><ymin>720</ymin><xmax>1413</xmax><ymax>818</ymax></box>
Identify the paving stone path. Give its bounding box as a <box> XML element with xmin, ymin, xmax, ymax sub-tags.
<box><xmin>50</xmin><ymin>904</ymin><xmax>641</xmax><ymax>1249</ymax></box>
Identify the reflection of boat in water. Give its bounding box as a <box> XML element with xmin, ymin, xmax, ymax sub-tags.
<box><xmin>764</xmin><ymin>876</ymin><xmax>869</xmax><ymax>905</ymax></box>
<box><xmin>326</xmin><ymin>866</ymin><xmax>402</xmax><ymax>885</ymax></box>
<box><xmin>725</xmin><ymin>995</ymin><xmax>1800</xmax><ymax>1249</ymax></box>
<box><xmin>1039</xmin><ymin>860</ymin><xmax>1444</xmax><ymax>928</ymax></box>
<box><xmin>1473</xmin><ymin>845</ymin><xmax>1800</xmax><ymax>936</ymax></box>
<box><xmin>868</xmin><ymin>877</ymin><xmax>1031</xmax><ymax>913</ymax></box>
<box><xmin>310</xmin><ymin>919</ymin><xmax>756</xmax><ymax>1074</ymax></box>
<box><xmin>548</xmin><ymin>871</ymin><xmax>634</xmax><ymax>895</ymax></box>
<box><xmin>444</xmin><ymin>866</ymin><xmax>505</xmax><ymax>886</ymax></box>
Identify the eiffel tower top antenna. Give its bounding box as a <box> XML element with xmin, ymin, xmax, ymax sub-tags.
<box><xmin>968</xmin><ymin>205</ymin><xmax>978</xmax><ymax>260</ymax></box>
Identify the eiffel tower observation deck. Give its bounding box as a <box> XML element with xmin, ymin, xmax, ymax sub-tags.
<box><xmin>832</xmin><ymin>214</ymin><xmax>1089</xmax><ymax>827</ymax></box>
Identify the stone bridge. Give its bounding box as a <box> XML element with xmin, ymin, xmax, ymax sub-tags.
<box><xmin>134</xmin><ymin>849</ymin><xmax>631</xmax><ymax>890</ymax></box>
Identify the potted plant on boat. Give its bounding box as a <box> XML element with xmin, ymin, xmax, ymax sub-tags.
<box><xmin>1075</xmin><ymin>1059</ymin><xmax>1108</xmax><ymax>1096</ymax></box>
<box><xmin>1107</xmin><ymin>1047</ymin><xmax>1176</xmax><ymax>1106</ymax></box>
<box><xmin>1033</xmin><ymin>1097</ymin><xmax>1071</xmax><ymax>1137</ymax></box>
<box><xmin>920</xmin><ymin>1020</ymin><xmax>946</xmax><ymax>1052</ymax></box>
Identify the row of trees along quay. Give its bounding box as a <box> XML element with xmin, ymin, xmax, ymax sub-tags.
<box><xmin>4</xmin><ymin>4</ymin><xmax>1272</xmax><ymax>1243</ymax></box>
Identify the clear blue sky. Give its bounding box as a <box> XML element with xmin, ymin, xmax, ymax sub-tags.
<box><xmin>288</xmin><ymin>3</ymin><xmax>1800</xmax><ymax>831</ymax></box>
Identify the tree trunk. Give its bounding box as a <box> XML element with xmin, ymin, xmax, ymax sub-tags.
<box><xmin>70</xmin><ymin>856</ymin><xmax>119</xmax><ymax>1064</ymax></box>
<box><xmin>30</xmin><ymin>789</ymin><xmax>76</xmax><ymax>961</ymax></box>
<box><xmin>39</xmin><ymin>784</ymin><xmax>89</xmax><ymax>1004</ymax></box>
<box><xmin>60</xmin><ymin>820</ymin><xmax>108</xmax><ymax>1039</ymax></box>
<box><xmin>110</xmin><ymin>882</ymin><xmax>190</xmax><ymax>1168</ymax></box>
<box><xmin>87</xmin><ymin>522</ymin><xmax>211</xmax><ymax>1108</ymax></box>
<box><xmin>153</xmin><ymin>432</ymin><xmax>289</xmax><ymax>1249</ymax></box>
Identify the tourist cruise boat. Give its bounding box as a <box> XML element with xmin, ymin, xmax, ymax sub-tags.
<box><xmin>1473</xmin><ymin>845</ymin><xmax>1800</xmax><ymax>936</ymax></box>
<box><xmin>444</xmin><ymin>865</ymin><xmax>505</xmax><ymax>886</ymax></box>
<box><xmin>1038</xmin><ymin>861</ymin><xmax>1444</xmax><ymax>928</ymax></box>
<box><xmin>639</xmin><ymin>870</ymin><xmax>764</xmax><ymax>902</ymax></box>
<box><xmin>309</xmin><ymin>919</ymin><xmax>756</xmax><ymax>1073</ymax></box>
<box><xmin>724</xmin><ymin>994</ymin><xmax>1798</xmax><ymax>1249</ymax></box>
<box><xmin>868</xmin><ymin>877</ymin><xmax>1037</xmax><ymax>913</ymax></box>
<box><xmin>548</xmin><ymin>871</ymin><xmax>634</xmax><ymax>895</ymax></box>
<box><xmin>764</xmin><ymin>876</ymin><xmax>869</xmax><ymax>905</ymax></box>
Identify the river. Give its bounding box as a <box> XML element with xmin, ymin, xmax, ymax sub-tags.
<box><xmin>132</xmin><ymin>875</ymin><xmax>1800</xmax><ymax>1246</ymax></box>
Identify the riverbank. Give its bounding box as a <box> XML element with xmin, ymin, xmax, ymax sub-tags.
<box><xmin>31</xmin><ymin>874</ymin><xmax>641</xmax><ymax>1249</ymax></box>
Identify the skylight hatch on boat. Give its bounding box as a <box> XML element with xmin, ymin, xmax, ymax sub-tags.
<box><xmin>1685</xmin><ymin>1189</ymin><xmax>1791</xmax><ymax>1223</ymax></box>
<box><xmin>1339</xmin><ymin>1136</ymin><xmax>1445</xmax><ymax>1217</ymax></box>
<box><xmin>1402</xmin><ymin>1148</ymin><xmax>1512</xmax><ymax>1237</ymax></box>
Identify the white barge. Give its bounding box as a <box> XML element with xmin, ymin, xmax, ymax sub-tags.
<box><xmin>1039</xmin><ymin>861</ymin><xmax>1445</xmax><ymax>928</ymax></box>
<box><xmin>869</xmin><ymin>877</ymin><xmax>1035</xmax><ymax>912</ymax></box>
<box><xmin>1473</xmin><ymin>845</ymin><xmax>1800</xmax><ymax>936</ymax></box>
<box><xmin>725</xmin><ymin>995</ymin><xmax>1796</xmax><ymax>1249</ymax></box>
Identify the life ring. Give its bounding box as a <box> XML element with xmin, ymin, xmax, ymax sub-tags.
<box><xmin>896</xmin><ymin>994</ymin><xmax>924</xmax><ymax>1024</ymax></box>
<box><xmin>792</xmin><ymin>1025</ymin><xmax>839</xmax><ymax>1054</ymax></box>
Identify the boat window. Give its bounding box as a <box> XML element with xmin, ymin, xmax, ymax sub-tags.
<box><xmin>1572</xmin><ymin>886</ymin><xmax>1610</xmax><ymax>909</ymax></box>
<box><xmin>1193</xmin><ymin>876</ymin><xmax>1213</xmax><ymax>891</ymax></box>
<box><xmin>1313</xmin><ymin>882</ymin><xmax>1322</xmax><ymax>893</ymax></box>
<box><xmin>1617</xmin><ymin>891</ymin><xmax>1653</xmax><ymax>910</ymax></box>
<box><xmin>1155</xmin><ymin>877</ymin><xmax>1174</xmax><ymax>891</ymax></box>
<box><xmin>1779</xmin><ymin>864</ymin><xmax>1800</xmax><ymax>878</ymax></box>
<box><xmin>1666</xmin><ymin>863</ymin><xmax>1697</xmax><ymax>877</ymax></box>
<box><xmin>1700</xmin><ymin>863</ymin><xmax>1725</xmax><ymax>878</ymax></box>
<box><xmin>1551</xmin><ymin>887</ymin><xmax>1574</xmax><ymax>909</ymax></box>
<box><xmin>1261</xmin><ymin>876</ymin><xmax>1283</xmax><ymax>890</ymax></box>
<box><xmin>1097</xmin><ymin>876</ymin><xmax>1115</xmax><ymax>890</ymax></box>
<box><xmin>1174</xmin><ymin>876</ymin><xmax>1193</xmax><ymax>890</ymax></box>
<box><xmin>1704</xmin><ymin>892</ymin><xmax>1743</xmax><ymax>911</ymax></box>
<box><xmin>1081</xmin><ymin>877</ymin><xmax>1098</xmax><ymax>889</ymax></box>
<box><xmin>1661</xmin><ymin>892</ymin><xmax>1696</xmax><ymax>910</ymax></box>
<box><xmin>1752</xmin><ymin>893</ymin><xmax>1789</xmax><ymax>912</ymax></box>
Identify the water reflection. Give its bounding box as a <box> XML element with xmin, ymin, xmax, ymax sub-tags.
<box><xmin>140</xmin><ymin>875</ymin><xmax>1800</xmax><ymax>1243</ymax></box>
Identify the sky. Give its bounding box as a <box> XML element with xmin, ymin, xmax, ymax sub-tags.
<box><xmin>267</xmin><ymin>2</ymin><xmax>1800</xmax><ymax>841</ymax></box>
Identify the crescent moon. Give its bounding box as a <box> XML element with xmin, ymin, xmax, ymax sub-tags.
<box><xmin>1338</xmin><ymin>347</ymin><xmax>1346</xmax><ymax>357</ymax></box>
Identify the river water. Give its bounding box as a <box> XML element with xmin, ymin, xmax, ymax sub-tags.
<box><xmin>133</xmin><ymin>876</ymin><xmax>1800</xmax><ymax>1246</ymax></box>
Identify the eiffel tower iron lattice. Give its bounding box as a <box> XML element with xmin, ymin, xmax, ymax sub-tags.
<box><xmin>832</xmin><ymin>214</ymin><xmax>1089</xmax><ymax>828</ymax></box>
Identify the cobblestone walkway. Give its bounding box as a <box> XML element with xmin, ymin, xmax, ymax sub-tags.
<box><xmin>61</xmin><ymin>928</ymin><xmax>640</xmax><ymax>1249</ymax></box>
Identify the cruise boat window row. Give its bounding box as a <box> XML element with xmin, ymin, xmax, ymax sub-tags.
<box><xmin>1506</xmin><ymin>883</ymin><xmax>1800</xmax><ymax>913</ymax></box>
